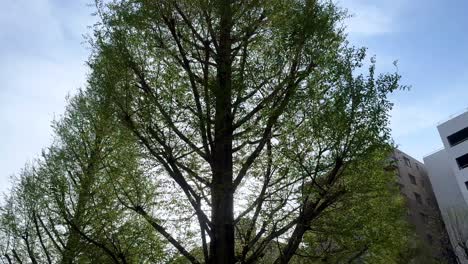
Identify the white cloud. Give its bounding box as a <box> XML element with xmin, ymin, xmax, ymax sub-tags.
<box><xmin>0</xmin><ymin>0</ymin><xmax>94</xmax><ymax>195</ymax></box>
<box><xmin>391</xmin><ymin>104</ymin><xmax>444</xmax><ymax>138</ymax></box>
<box><xmin>0</xmin><ymin>0</ymin><xmax>63</xmax><ymax>57</ymax></box>
<box><xmin>389</xmin><ymin>82</ymin><xmax>468</xmax><ymax>161</ymax></box>
<box><xmin>337</xmin><ymin>0</ymin><xmax>405</xmax><ymax>36</ymax></box>
<box><xmin>389</xmin><ymin>102</ymin><xmax>444</xmax><ymax>161</ymax></box>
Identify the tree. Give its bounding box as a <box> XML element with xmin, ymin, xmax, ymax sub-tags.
<box><xmin>0</xmin><ymin>89</ymin><xmax>165</xmax><ymax>264</ymax></box>
<box><xmin>446</xmin><ymin>207</ymin><xmax>468</xmax><ymax>263</ymax></box>
<box><xmin>88</xmin><ymin>0</ymin><xmax>406</xmax><ymax>263</ymax></box>
<box><xmin>0</xmin><ymin>166</ymin><xmax>49</xmax><ymax>264</ymax></box>
<box><xmin>296</xmin><ymin>150</ymin><xmax>411</xmax><ymax>264</ymax></box>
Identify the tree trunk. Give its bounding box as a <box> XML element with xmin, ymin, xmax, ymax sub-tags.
<box><xmin>12</xmin><ymin>249</ymin><xmax>23</xmax><ymax>264</ymax></box>
<box><xmin>62</xmin><ymin>226</ymin><xmax>82</xmax><ymax>264</ymax></box>
<box><xmin>61</xmin><ymin>189</ymin><xmax>89</xmax><ymax>264</ymax></box>
<box><xmin>62</xmin><ymin>149</ymin><xmax>99</xmax><ymax>264</ymax></box>
<box><xmin>210</xmin><ymin>0</ymin><xmax>234</xmax><ymax>263</ymax></box>
<box><xmin>275</xmin><ymin>220</ymin><xmax>309</xmax><ymax>264</ymax></box>
<box><xmin>33</xmin><ymin>211</ymin><xmax>53</xmax><ymax>264</ymax></box>
<box><xmin>3</xmin><ymin>254</ymin><xmax>13</xmax><ymax>264</ymax></box>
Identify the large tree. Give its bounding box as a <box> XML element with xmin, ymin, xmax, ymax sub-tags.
<box><xmin>87</xmin><ymin>0</ymin><xmax>406</xmax><ymax>263</ymax></box>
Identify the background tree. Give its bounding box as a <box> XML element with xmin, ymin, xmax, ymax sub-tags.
<box><xmin>88</xmin><ymin>0</ymin><xmax>407</xmax><ymax>263</ymax></box>
<box><xmin>445</xmin><ymin>207</ymin><xmax>468</xmax><ymax>263</ymax></box>
<box><xmin>295</xmin><ymin>149</ymin><xmax>410</xmax><ymax>264</ymax></box>
<box><xmin>0</xmin><ymin>166</ymin><xmax>49</xmax><ymax>263</ymax></box>
<box><xmin>0</xmin><ymin>89</ymin><xmax>165</xmax><ymax>264</ymax></box>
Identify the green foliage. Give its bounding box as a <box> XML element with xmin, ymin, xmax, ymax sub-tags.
<box><xmin>299</xmin><ymin>149</ymin><xmax>410</xmax><ymax>264</ymax></box>
<box><xmin>0</xmin><ymin>89</ymin><xmax>165</xmax><ymax>263</ymax></box>
<box><xmin>1</xmin><ymin>0</ymin><xmax>415</xmax><ymax>263</ymax></box>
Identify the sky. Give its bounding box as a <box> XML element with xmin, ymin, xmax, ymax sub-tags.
<box><xmin>1</xmin><ymin>0</ymin><xmax>468</xmax><ymax>195</ymax></box>
<box><xmin>340</xmin><ymin>0</ymin><xmax>468</xmax><ymax>160</ymax></box>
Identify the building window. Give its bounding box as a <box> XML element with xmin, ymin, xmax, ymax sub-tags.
<box><xmin>456</xmin><ymin>153</ymin><xmax>468</xmax><ymax>170</ymax></box>
<box><xmin>397</xmin><ymin>183</ymin><xmax>404</xmax><ymax>191</ymax></box>
<box><xmin>414</xmin><ymin>192</ymin><xmax>423</xmax><ymax>204</ymax></box>
<box><xmin>465</xmin><ymin>181</ymin><xmax>468</xmax><ymax>190</ymax></box>
<box><xmin>403</xmin><ymin>157</ymin><xmax>412</xmax><ymax>168</ymax></box>
<box><xmin>447</xmin><ymin>126</ymin><xmax>468</xmax><ymax>146</ymax></box>
<box><xmin>416</xmin><ymin>163</ymin><xmax>420</xmax><ymax>171</ymax></box>
<box><xmin>419</xmin><ymin>212</ymin><xmax>429</xmax><ymax>224</ymax></box>
<box><xmin>427</xmin><ymin>234</ymin><xmax>433</xmax><ymax>245</ymax></box>
<box><xmin>426</xmin><ymin>198</ymin><xmax>432</xmax><ymax>206</ymax></box>
<box><xmin>409</xmin><ymin>174</ymin><xmax>417</xmax><ymax>185</ymax></box>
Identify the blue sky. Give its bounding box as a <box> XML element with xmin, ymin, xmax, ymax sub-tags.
<box><xmin>340</xmin><ymin>0</ymin><xmax>468</xmax><ymax>159</ymax></box>
<box><xmin>1</xmin><ymin>0</ymin><xmax>467</xmax><ymax>194</ymax></box>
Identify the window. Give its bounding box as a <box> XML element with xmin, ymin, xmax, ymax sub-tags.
<box><xmin>403</xmin><ymin>157</ymin><xmax>412</xmax><ymax>168</ymax></box>
<box><xmin>416</xmin><ymin>163</ymin><xmax>420</xmax><ymax>171</ymax></box>
<box><xmin>414</xmin><ymin>192</ymin><xmax>423</xmax><ymax>204</ymax></box>
<box><xmin>406</xmin><ymin>208</ymin><xmax>411</xmax><ymax>216</ymax></box>
<box><xmin>426</xmin><ymin>198</ymin><xmax>432</xmax><ymax>206</ymax></box>
<box><xmin>447</xmin><ymin>126</ymin><xmax>468</xmax><ymax>146</ymax></box>
<box><xmin>419</xmin><ymin>212</ymin><xmax>429</xmax><ymax>224</ymax></box>
<box><xmin>409</xmin><ymin>174</ymin><xmax>417</xmax><ymax>185</ymax></box>
<box><xmin>427</xmin><ymin>234</ymin><xmax>433</xmax><ymax>245</ymax></box>
<box><xmin>456</xmin><ymin>153</ymin><xmax>468</xmax><ymax>170</ymax></box>
<box><xmin>397</xmin><ymin>183</ymin><xmax>404</xmax><ymax>191</ymax></box>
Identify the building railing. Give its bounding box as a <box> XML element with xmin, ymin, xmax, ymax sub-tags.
<box><xmin>436</xmin><ymin>106</ymin><xmax>468</xmax><ymax>125</ymax></box>
<box><xmin>423</xmin><ymin>107</ymin><xmax>468</xmax><ymax>158</ymax></box>
<box><xmin>423</xmin><ymin>146</ymin><xmax>445</xmax><ymax>158</ymax></box>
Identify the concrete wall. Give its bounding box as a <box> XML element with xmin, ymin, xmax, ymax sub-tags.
<box><xmin>437</xmin><ymin>111</ymin><xmax>468</xmax><ymax>204</ymax></box>
<box><xmin>425</xmin><ymin>149</ymin><xmax>468</xmax><ymax>263</ymax></box>
<box><xmin>394</xmin><ymin>149</ymin><xmax>452</xmax><ymax>262</ymax></box>
<box><xmin>424</xmin><ymin>150</ymin><xmax>467</xmax><ymax>210</ymax></box>
<box><xmin>425</xmin><ymin>111</ymin><xmax>468</xmax><ymax>264</ymax></box>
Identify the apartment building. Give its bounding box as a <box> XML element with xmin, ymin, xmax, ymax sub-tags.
<box><xmin>391</xmin><ymin>149</ymin><xmax>455</xmax><ymax>263</ymax></box>
<box><xmin>424</xmin><ymin>110</ymin><xmax>468</xmax><ymax>263</ymax></box>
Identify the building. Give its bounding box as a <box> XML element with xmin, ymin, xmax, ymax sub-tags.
<box><xmin>391</xmin><ymin>149</ymin><xmax>455</xmax><ymax>263</ymax></box>
<box><xmin>424</xmin><ymin>110</ymin><xmax>468</xmax><ymax>263</ymax></box>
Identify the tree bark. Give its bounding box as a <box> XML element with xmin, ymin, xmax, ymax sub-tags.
<box><xmin>61</xmin><ymin>189</ymin><xmax>89</xmax><ymax>264</ymax></box>
<box><xmin>210</xmin><ymin>0</ymin><xmax>234</xmax><ymax>263</ymax></box>
<box><xmin>12</xmin><ymin>249</ymin><xmax>23</xmax><ymax>264</ymax></box>
<box><xmin>3</xmin><ymin>254</ymin><xmax>13</xmax><ymax>264</ymax></box>
<box><xmin>275</xmin><ymin>211</ymin><xmax>312</xmax><ymax>264</ymax></box>
<box><xmin>62</xmin><ymin>144</ymin><xmax>100</xmax><ymax>264</ymax></box>
<box><xmin>32</xmin><ymin>211</ymin><xmax>52</xmax><ymax>263</ymax></box>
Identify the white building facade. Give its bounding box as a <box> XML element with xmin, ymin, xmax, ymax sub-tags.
<box><xmin>424</xmin><ymin>110</ymin><xmax>468</xmax><ymax>263</ymax></box>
